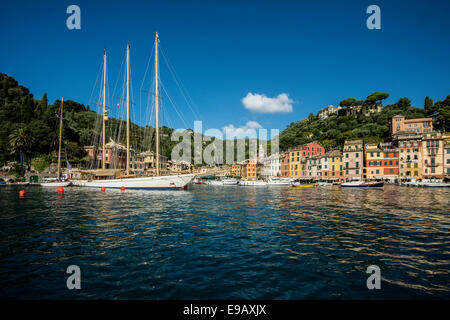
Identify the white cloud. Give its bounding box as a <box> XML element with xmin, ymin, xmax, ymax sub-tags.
<box><xmin>222</xmin><ymin>121</ymin><xmax>262</xmax><ymax>139</ymax></box>
<box><xmin>242</xmin><ymin>93</ymin><xmax>293</xmax><ymax>113</ymax></box>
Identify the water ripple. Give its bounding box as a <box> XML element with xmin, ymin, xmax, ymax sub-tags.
<box><xmin>0</xmin><ymin>184</ymin><xmax>449</xmax><ymax>299</ymax></box>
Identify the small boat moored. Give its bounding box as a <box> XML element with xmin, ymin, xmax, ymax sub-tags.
<box><xmin>291</xmin><ymin>183</ymin><xmax>316</xmax><ymax>188</ymax></box>
<box><xmin>40</xmin><ymin>178</ymin><xmax>71</xmax><ymax>188</ymax></box>
<box><xmin>341</xmin><ymin>181</ymin><xmax>384</xmax><ymax>188</ymax></box>
<box><xmin>239</xmin><ymin>180</ymin><xmax>267</xmax><ymax>187</ymax></box>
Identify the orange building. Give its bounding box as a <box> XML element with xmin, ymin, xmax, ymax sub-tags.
<box><xmin>280</xmin><ymin>152</ymin><xmax>290</xmax><ymax>177</ymax></box>
<box><xmin>232</xmin><ymin>164</ymin><xmax>243</xmax><ymax>177</ymax></box>
<box><xmin>391</xmin><ymin>115</ymin><xmax>433</xmax><ymax>136</ymax></box>
<box><xmin>380</xmin><ymin>142</ymin><xmax>399</xmax><ymax>182</ymax></box>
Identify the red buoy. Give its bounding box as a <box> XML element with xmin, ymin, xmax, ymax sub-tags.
<box><xmin>101</xmin><ymin>187</ymin><xmax>106</xmax><ymax>192</ymax></box>
<box><xmin>120</xmin><ymin>186</ymin><xmax>125</xmax><ymax>191</ymax></box>
<box><xmin>19</xmin><ymin>189</ymin><xmax>26</xmax><ymax>197</ymax></box>
<box><xmin>58</xmin><ymin>187</ymin><xmax>64</xmax><ymax>194</ymax></box>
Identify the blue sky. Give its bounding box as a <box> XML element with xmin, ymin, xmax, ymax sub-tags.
<box><xmin>1</xmin><ymin>0</ymin><xmax>449</xmax><ymax>138</ymax></box>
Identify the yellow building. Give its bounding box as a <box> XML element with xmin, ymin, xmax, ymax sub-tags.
<box><xmin>422</xmin><ymin>132</ymin><xmax>445</xmax><ymax>179</ymax></box>
<box><xmin>364</xmin><ymin>143</ymin><xmax>383</xmax><ymax>180</ymax></box>
<box><xmin>289</xmin><ymin>149</ymin><xmax>302</xmax><ymax>178</ymax></box>
<box><xmin>325</xmin><ymin>150</ymin><xmax>344</xmax><ymax>182</ymax></box>
<box><xmin>397</xmin><ymin>132</ymin><xmax>422</xmax><ymax>180</ymax></box>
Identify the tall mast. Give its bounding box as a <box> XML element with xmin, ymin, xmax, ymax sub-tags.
<box><xmin>126</xmin><ymin>42</ymin><xmax>130</xmax><ymax>176</ymax></box>
<box><xmin>102</xmin><ymin>50</ymin><xmax>107</xmax><ymax>170</ymax></box>
<box><xmin>57</xmin><ymin>98</ymin><xmax>64</xmax><ymax>179</ymax></box>
<box><xmin>155</xmin><ymin>33</ymin><xmax>160</xmax><ymax>176</ymax></box>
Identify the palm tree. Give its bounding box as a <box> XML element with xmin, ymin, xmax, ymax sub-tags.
<box><xmin>8</xmin><ymin>127</ymin><xmax>34</xmax><ymax>166</ymax></box>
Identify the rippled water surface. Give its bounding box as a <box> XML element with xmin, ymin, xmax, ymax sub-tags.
<box><xmin>0</xmin><ymin>184</ymin><xmax>449</xmax><ymax>299</ymax></box>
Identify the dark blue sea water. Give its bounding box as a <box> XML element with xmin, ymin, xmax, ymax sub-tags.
<box><xmin>0</xmin><ymin>184</ymin><xmax>449</xmax><ymax>299</ymax></box>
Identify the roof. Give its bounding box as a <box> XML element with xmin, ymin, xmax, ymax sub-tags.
<box><xmin>344</xmin><ymin>140</ymin><xmax>363</xmax><ymax>145</ymax></box>
<box><xmin>404</xmin><ymin>118</ymin><xmax>433</xmax><ymax>123</ymax></box>
<box><xmin>324</xmin><ymin>150</ymin><xmax>342</xmax><ymax>157</ymax></box>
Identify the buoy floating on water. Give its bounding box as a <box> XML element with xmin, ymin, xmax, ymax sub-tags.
<box><xmin>58</xmin><ymin>187</ymin><xmax>64</xmax><ymax>194</ymax></box>
<box><xmin>101</xmin><ymin>187</ymin><xmax>106</xmax><ymax>192</ymax></box>
<box><xmin>19</xmin><ymin>189</ymin><xmax>26</xmax><ymax>197</ymax></box>
<box><xmin>120</xmin><ymin>186</ymin><xmax>125</xmax><ymax>191</ymax></box>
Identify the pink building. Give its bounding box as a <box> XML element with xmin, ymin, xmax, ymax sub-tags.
<box><xmin>343</xmin><ymin>140</ymin><xmax>363</xmax><ymax>181</ymax></box>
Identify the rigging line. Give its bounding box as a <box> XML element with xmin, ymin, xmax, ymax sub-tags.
<box><xmin>111</xmin><ymin>51</ymin><xmax>126</xmax><ymax>117</ymax></box>
<box><xmin>160</xmin><ymin>45</ymin><xmax>202</xmax><ymax>120</ymax></box>
<box><xmin>139</xmin><ymin>42</ymin><xmax>155</xmax><ymax>121</ymax></box>
<box><xmin>159</xmin><ymin>79</ymin><xmax>189</xmax><ymax>129</ymax></box>
<box><xmin>139</xmin><ymin>42</ymin><xmax>156</xmax><ymax>92</ymax></box>
<box><xmin>87</xmin><ymin>58</ymin><xmax>103</xmax><ymax>114</ymax></box>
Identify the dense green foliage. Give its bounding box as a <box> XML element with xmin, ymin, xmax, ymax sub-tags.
<box><xmin>0</xmin><ymin>73</ymin><xmax>189</xmax><ymax>167</ymax></box>
<box><xmin>280</xmin><ymin>95</ymin><xmax>450</xmax><ymax>151</ymax></box>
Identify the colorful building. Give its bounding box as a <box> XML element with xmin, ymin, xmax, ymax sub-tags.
<box><xmin>280</xmin><ymin>152</ymin><xmax>290</xmax><ymax>177</ymax></box>
<box><xmin>444</xmin><ymin>134</ymin><xmax>450</xmax><ymax>179</ymax></box>
<box><xmin>422</xmin><ymin>132</ymin><xmax>445</xmax><ymax>179</ymax></box>
<box><xmin>306</xmin><ymin>156</ymin><xmax>322</xmax><ymax>180</ymax></box>
<box><xmin>343</xmin><ymin>140</ymin><xmax>363</xmax><ymax>181</ymax></box>
<box><xmin>380</xmin><ymin>142</ymin><xmax>399</xmax><ymax>182</ymax></box>
<box><xmin>288</xmin><ymin>142</ymin><xmax>325</xmax><ymax>178</ymax></box>
<box><xmin>397</xmin><ymin>132</ymin><xmax>423</xmax><ymax>180</ymax></box>
<box><xmin>325</xmin><ymin>150</ymin><xmax>344</xmax><ymax>182</ymax></box>
<box><xmin>364</xmin><ymin>143</ymin><xmax>384</xmax><ymax>180</ymax></box>
<box><xmin>244</xmin><ymin>158</ymin><xmax>259</xmax><ymax>179</ymax></box>
<box><xmin>231</xmin><ymin>164</ymin><xmax>243</xmax><ymax>177</ymax></box>
<box><xmin>391</xmin><ymin>115</ymin><xmax>433</xmax><ymax>136</ymax></box>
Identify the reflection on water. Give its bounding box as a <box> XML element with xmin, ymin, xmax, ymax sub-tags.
<box><xmin>0</xmin><ymin>185</ymin><xmax>449</xmax><ymax>299</ymax></box>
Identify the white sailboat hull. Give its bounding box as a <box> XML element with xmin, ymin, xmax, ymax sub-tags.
<box><xmin>40</xmin><ymin>181</ymin><xmax>71</xmax><ymax>187</ymax></box>
<box><xmin>71</xmin><ymin>174</ymin><xmax>195</xmax><ymax>190</ymax></box>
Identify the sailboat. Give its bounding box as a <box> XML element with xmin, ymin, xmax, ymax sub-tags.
<box><xmin>73</xmin><ymin>34</ymin><xmax>194</xmax><ymax>189</ymax></box>
<box><xmin>40</xmin><ymin>98</ymin><xmax>71</xmax><ymax>187</ymax></box>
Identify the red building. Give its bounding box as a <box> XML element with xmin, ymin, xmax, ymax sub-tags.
<box><xmin>281</xmin><ymin>152</ymin><xmax>290</xmax><ymax>177</ymax></box>
<box><xmin>380</xmin><ymin>142</ymin><xmax>399</xmax><ymax>182</ymax></box>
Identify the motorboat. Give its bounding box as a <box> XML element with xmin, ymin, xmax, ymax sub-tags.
<box><xmin>291</xmin><ymin>183</ymin><xmax>316</xmax><ymax>188</ymax></box>
<box><xmin>204</xmin><ymin>180</ymin><xmax>224</xmax><ymax>186</ymax></box>
<box><xmin>221</xmin><ymin>178</ymin><xmax>239</xmax><ymax>185</ymax></box>
<box><xmin>417</xmin><ymin>179</ymin><xmax>450</xmax><ymax>188</ymax></box>
<box><xmin>40</xmin><ymin>177</ymin><xmax>71</xmax><ymax>188</ymax></box>
<box><xmin>341</xmin><ymin>180</ymin><xmax>383</xmax><ymax>188</ymax></box>
<box><xmin>267</xmin><ymin>177</ymin><xmax>292</xmax><ymax>185</ymax></box>
<box><xmin>239</xmin><ymin>180</ymin><xmax>267</xmax><ymax>186</ymax></box>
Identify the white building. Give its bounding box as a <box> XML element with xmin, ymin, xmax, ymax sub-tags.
<box><xmin>318</xmin><ymin>105</ymin><xmax>342</xmax><ymax>120</ymax></box>
<box><xmin>261</xmin><ymin>153</ymin><xmax>281</xmax><ymax>177</ymax></box>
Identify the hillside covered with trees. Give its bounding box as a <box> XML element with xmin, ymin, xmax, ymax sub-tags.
<box><xmin>280</xmin><ymin>93</ymin><xmax>450</xmax><ymax>151</ymax></box>
<box><xmin>0</xmin><ymin>73</ymin><xmax>183</xmax><ymax>169</ymax></box>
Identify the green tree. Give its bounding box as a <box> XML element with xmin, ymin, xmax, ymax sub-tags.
<box><xmin>339</xmin><ymin>98</ymin><xmax>357</xmax><ymax>108</ymax></box>
<box><xmin>366</xmin><ymin>92</ymin><xmax>390</xmax><ymax>105</ymax></box>
<box><xmin>8</xmin><ymin>126</ymin><xmax>35</xmax><ymax>165</ymax></box>
<box><xmin>424</xmin><ymin>96</ymin><xmax>433</xmax><ymax>114</ymax></box>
